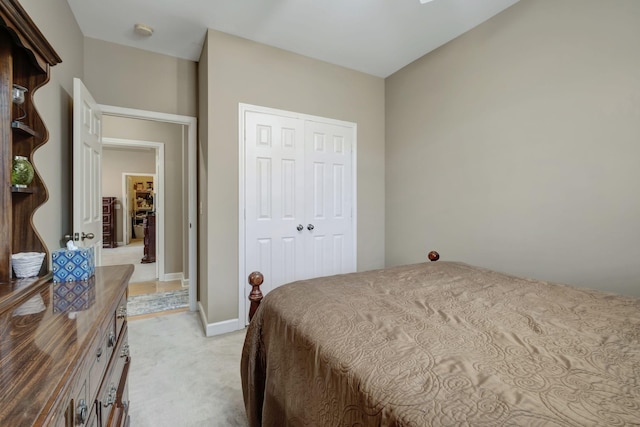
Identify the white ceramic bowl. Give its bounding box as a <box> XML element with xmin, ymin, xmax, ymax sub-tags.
<box><xmin>11</xmin><ymin>252</ymin><xmax>45</xmax><ymax>278</ymax></box>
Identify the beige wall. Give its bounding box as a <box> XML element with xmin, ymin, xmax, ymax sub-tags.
<box><xmin>22</xmin><ymin>0</ymin><xmax>84</xmax><ymax>254</ymax></box>
<box><xmin>103</xmin><ymin>116</ymin><xmax>186</xmax><ymax>275</ymax></box>
<box><xmin>14</xmin><ymin>4</ymin><xmax>197</xmax><ymax>277</ymax></box>
<box><xmin>102</xmin><ymin>148</ymin><xmax>155</xmax><ymax>198</ymax></box>
<box><xmin>200</xmin><ymin>29</ymin><xmax>386</xmax><ymax>324</ymax></box>
<box><xmin>102</xmin><ymin>147</ymin><xmax>155</xmax><ymax>242</ymax></box>
<box><xmin>83</xmin><ymin>38</ymin><xmax>197</xmax><ymax>117</ymax></box>
<box><xmin>386</xmin><ymin>0</ymin><xmax>640</xmax><ymax>296</ymax></box>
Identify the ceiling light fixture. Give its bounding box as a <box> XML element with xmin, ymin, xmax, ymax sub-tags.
<box><xmin>134</xmin><ymin>23</ymin><xmax>154</xmax><ymax>37</ymax></box>
<box><xmin>420</xmin><ymin>0</ymin><xmax>435</xmax><ymax>3</ymax></box>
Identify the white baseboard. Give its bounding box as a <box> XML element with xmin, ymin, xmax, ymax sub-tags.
<box><xmin>198</xmin><ymin>301</ymin><xmax>242</xmax><ymax>337</ymax></box>
<box><xmin>162</xmin><ymin>272</ymin><xmax>184</xmax><ymax>282</ymax></box>
<box><xmin>181</xmin><ymin>278</ymin><xmax>189</xmax><ymax>288</ymax></box>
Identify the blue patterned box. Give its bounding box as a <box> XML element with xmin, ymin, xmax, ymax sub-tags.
<box><xmin>52</xmin><ymin>247</ymin><xmax>95</xmax><ymax>282</ymax></box>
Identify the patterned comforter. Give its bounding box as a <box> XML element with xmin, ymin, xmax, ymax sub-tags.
<box><xmin>241</xmin><ymin>261</ymin><xmax>640</xmax><ymax>426</ymax></box>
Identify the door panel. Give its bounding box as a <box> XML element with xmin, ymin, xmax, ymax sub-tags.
<box><xmin>73</xmin><ymin>78</ymin><xmax>103</xmax><ymax>259</ymax></box>
<box><xmin>304</xmin><ymin>120</ymin><xmax>353</xmax><ymax>279</ymax></box>
<box><xmin>245</xmin><ymin>112</ymin><xmax>306</xmax><ymax>297</ymax></box>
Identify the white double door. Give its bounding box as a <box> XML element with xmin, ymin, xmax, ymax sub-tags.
<box><xmin>243</xmin><ymin>107</ymin><xmax>356</xmax><ymax>313</ymax></box>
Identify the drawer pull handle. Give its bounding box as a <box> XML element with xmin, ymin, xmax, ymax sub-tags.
<box><xmin>96</xmin><ymin>347</ymin><xmax>103</xmax><ymax>359</ymax></box>
<box><xmin>117</xmin><ymin>306</ymin><xmax>127</xmax><ymax>319</ymax></box>
<box><xmin>107</xmin><ymin>332</ymin><xmax>116</xmax><ymax>347</ymax></box>
<box><xmin>120</xmin><ymin>343</ymin><xmax>130</xmax><ymax>358</ymax></box>
<box><xmin>103</xmin><ymin>384</ymin><xmax>117</xmax><ymax>407</ymax></box>
<box><xmin>76</xmin><ymin>399</ymin><xmax>88</xmax><ymax>424</ymax></box>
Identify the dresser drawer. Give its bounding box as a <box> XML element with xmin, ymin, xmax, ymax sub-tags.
<box><xmin>88</xmin><ymin>314</ymin><xmax>117</xmax><ymax>403</ymax></box>
<box><xmin>99</xmin><ymin>325</ymin><xmax>130</xmax><ymax>427</ymax></box>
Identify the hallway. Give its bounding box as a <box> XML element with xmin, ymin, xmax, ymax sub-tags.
<box><xmin>102</xmin><ymin>240</ymin><xmax>187</xmax><ymax>318</ymax></box>
<box><xmin>101</xmin><ymin>239</ymin><xmax>156</xmax><ymax>283</ymax></box>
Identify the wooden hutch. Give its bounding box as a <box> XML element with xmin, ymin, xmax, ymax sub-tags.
<box><xmin>0</xmin><ymin>0</ymin><xmax>59</xmax><ymax>283</ymax></box>
<box><xmin>0</xmin><ymin>1</ymin><xmax>133</xmax><ymax>426</ymax></box>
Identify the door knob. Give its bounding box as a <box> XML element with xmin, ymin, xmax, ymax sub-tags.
<box><xmin>81</xmin><ymin>232</ymin><xmax>95</xmax><ymax>240</ymax></box>
<box><xmin>296</xmin><ymin>224</ymin><xmax>304</xmax><ymax>231</ymax></box>
<box><xmin>307</xmin><ymin>224</ymin><xmax>314</xmax><ymax>231</ymax></box>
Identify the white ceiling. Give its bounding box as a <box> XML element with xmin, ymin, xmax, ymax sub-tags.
<box><xmin>66</xmin><ymin>0</ymin><xmax>519</xmax><ymax>78</ymax></box>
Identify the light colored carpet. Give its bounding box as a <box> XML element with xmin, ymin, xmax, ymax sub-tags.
<box><xmin>127</xmin><ymin>289</ymin><xmax>189</xmax><ymax>316</ymax></box>
<box><xmin>128</xmin><ymin>312</ymin><xmax>248</xmax><ymax>426</ymax></box>
<box><xmin>102</xmin><ymin>242</ymin><xmax>157</xmax><ymax>283</ymax></box>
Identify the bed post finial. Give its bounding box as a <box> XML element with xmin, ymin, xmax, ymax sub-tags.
<box><xmin>248</xmin><ymin>271</ymin><xmax>264</xmax><ymax>322</ymax></box>
<box><xmin>428</xmin><ymin>251</ymin><xmax>440</xmax><ymax>261</ymax></box>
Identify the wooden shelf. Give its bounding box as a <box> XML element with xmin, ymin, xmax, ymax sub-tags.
<box><xmin>11</xmin><ymin>185</ymin><xmax>35</xmax><ymax>193</ymax></box>
<box><xmin>135</xmin><ymin>189</ymin><xmax>154</xmax><ymax>215</ymax></box>
<box><xmin>11</xmin><ymin>120</ymin><xmax>39</xmax><ymax>137</ymax></box>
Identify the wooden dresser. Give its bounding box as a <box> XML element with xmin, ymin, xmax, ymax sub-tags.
<box><xmin>102</xmin><ymin>197</ymin><xmax>117</xmax><ymax>248</ymax></box>
<box><xmin>0</xmin><ymin>4</ymin><xmax>134</xmax><ymax>425</ymax></box>
<box><xmin>0</xmin><ymin>265</ymin><xmax>134</xmax><ymax>427</ymax></box>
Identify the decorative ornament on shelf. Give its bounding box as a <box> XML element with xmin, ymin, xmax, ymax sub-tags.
<box><xmin>11</xmin><ymin>155</ymin><xmax>35</xmax><ymax>188</ymax></box>
<box><xmin>12</xmin><ymin>84</ymin><xmax>28</xmax><ymax>121</ymax></box>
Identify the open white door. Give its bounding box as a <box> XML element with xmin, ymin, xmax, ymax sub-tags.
<box><xmin>72</xmin><ymin>78</ymin><xmax>103</xmax><ymax>260</ymax></box>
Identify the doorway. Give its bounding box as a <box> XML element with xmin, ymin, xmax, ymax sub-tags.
<box><xmin>99</xmin><ymin>104</ymin><xmax>197</xmax><ymax>312</ymax></box>
<box><xmin>101</xmin><ymin>137</ymin><xmax>164</xmax><ymax>285</ymax></box>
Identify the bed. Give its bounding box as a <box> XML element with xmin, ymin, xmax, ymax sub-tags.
<box><xmin>241</xmin><ymin>253</ymin><xmax>640</xmax><ymax>426</ymax></box>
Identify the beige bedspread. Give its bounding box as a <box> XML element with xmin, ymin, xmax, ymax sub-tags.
<box><xmin>241</xmin><ymin>262</ymin><xmax>640</xmax><ymax>426</ymax></box>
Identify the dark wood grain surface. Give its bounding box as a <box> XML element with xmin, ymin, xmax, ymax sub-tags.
<box><xmin>0</xmin><ymin>265</ymin><xmax>133</xmax><ymax>426</ymax></box>
<box><xmin>0</xmin><ymin>34</ymin><xmax>12</xmax><ymax>281</ymax></box>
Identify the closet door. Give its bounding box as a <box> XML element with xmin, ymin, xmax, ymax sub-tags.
<box><xmin>304</xmin><ymin>120</ymin><xmax>354</xmax><ymax>279</ymax></box>
<box><xmin>245</xmin><ymin>111</ymin><xmax>306</xmax><ymax>296</ymax></box>
<box><xmin>243</xmin><ymin>106</ymin><xmax>356</xmax><ymax>320</ymax></box>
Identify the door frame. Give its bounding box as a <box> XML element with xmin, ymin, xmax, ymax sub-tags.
<box><xmin>103</xmin><ymin>137</ymin><xmax>163</xmax><ymax>280</ymax></box>
<box><xmin>237</xmin><ymin>103</ymin><xmax>358</xmax><ymax>328</ymax></box>
<box><xmin>100</xmin><ymin>104</ymin><xmax>198</xmax><ymax>312</ymax></box>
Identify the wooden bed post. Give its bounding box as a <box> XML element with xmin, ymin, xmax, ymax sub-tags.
<box><xmin>428</xmin><ymin>251</ymin><xmax>440</xmax><ymax>261</ymax></box>
<box><xmin>248</xmin><ymin>271</ymin><xmax>264</xmax><ymax>322</ymax></box>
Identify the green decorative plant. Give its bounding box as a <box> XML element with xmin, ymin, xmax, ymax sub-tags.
<box><xmin>11</xmin><ymin>155</ymin><xmax>34</xmax><ymax>187</ymax></box>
